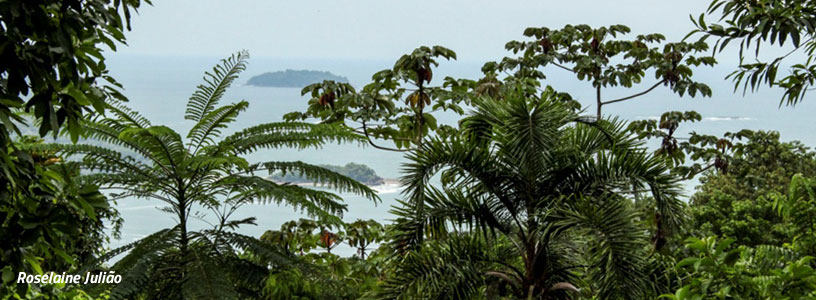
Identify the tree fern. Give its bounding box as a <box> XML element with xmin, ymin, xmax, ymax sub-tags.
<box><xmin>50</xmin><ymin>51</ymin><xmax>379</xmax><ymax>298</ymax></box>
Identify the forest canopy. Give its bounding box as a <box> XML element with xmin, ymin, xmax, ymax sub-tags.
<box><xmin>4</xmin><ymin>0</ymin><xmax>816</xmax><ymax>299</ymax></box>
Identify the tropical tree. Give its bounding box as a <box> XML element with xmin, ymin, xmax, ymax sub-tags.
<box><xmin>2</xmin><ymin>137</ymin><xmax>117</xmax><ymax>298</ymax></box>
<box><xmin>690</xmin><ymin>0</ymin><xmax>816</xmax><ymax>106</ymax></box>
<box><xmin>346</xmin><ymin>219</ymin><xmax>385</xmax><ymax>259</ymax></box>
<box><xmin>42</xmin><ymin>52</ymin><xmax>379</xmax><ymax>299</ymax></box>
<box><xmin>494</xmin><ymin>24</ymin><xmax>714</xmax><ymax>119</ymax></box>
<box><xmin>0</xmin><ymin>0</ymin><xmax>149</xmax><ymax>295</ymax></box>
<box><xmin>379</xmin><ymin>87</ymin><xmax>686</xmax><ymax>299</ymax></box>
<box><xmin>285</xmin><ymin>46</ymin><xmax>460</xmax><ymax>151</ymax></box>
<box><xmin>685</xmin><ymin>131</ymin><xmax>816</xmax><ymax>249</ymax></box>
<box><xmin>261</xmin><ymin>219</ymin><xmax>390</xmax><ymax>299</ymax></box>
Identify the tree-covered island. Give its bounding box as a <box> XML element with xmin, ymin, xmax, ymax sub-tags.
<box><xmin>246</xmin><ymin>69</ymin><xmax>349</xmax><ymax>88</ymax></box>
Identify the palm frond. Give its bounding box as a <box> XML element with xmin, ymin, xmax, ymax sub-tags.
<box><xmin>557</xmin><ymin>196</ymin><xmax>650</xmax><ymax>299</ymax></box>
<box><xmin>109</xmin><ymin>252</ymin><xmax>161</xmax><ymax>300</ymax></box>
<box><xmin>377</xmin><ymin>234</ymin><xmax>493</xmax><ymax>300</ymax></box>
<box><xmin>218</xmin><ymin>232</ymin><xmax>301</xmax><ymax>268</ymax></box>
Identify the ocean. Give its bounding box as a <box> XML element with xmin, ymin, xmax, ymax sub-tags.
<box><xmin>103</xmin><ymin>54</ymin><xmax>816</xmax><ymax>256</ymax></box>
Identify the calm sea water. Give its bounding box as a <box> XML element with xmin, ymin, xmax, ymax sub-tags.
<box><xmin>103</xmin><ymin>54</ymin><xmax>816</xmax><ymax>255</ymax></box>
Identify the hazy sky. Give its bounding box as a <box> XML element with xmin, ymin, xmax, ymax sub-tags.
<box><xmin>120</xmin><ymin>0</ymin><xmax>715</xmax><ymax>61</ymax></box>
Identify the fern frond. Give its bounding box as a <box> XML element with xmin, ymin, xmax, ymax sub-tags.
<box><xmin>220</xmin><ymin>122</ymin><xmax>364</xmax><ymax>155</ymax></box>
<box><xmin>185</xmin><ymin>51</ymin><xmax>249</xmax><ymax>122</ymax></box>
<box><xmin>83</xmin><ymin>121</ymin><xmax>160</xmax><ymax>164</ymax></box>
<box><xmin>183</xmin><ymin>247</ymin><xmax>239</xmax><ymax>300</ymax></box>
<box><xmin>109</xmin><ymin>252</ymin><xmax>161</xmax><ymax>300</ymax></box>
<box><xmin>36</xmin><ymin>143</ymin><xmax>157</xmax><ymax>179</ymax></box>
<box><xmin>254</xmin><ymin>161</ymin><xmax>380</xmax><ymax>201</ymax></box>
<box><xmin>105</xmin><ymin>100</ymin><xmax>152</xmax><ymax>128</ymax></box>
<box><xmin>188</xmin><ymin>101</ymin><xmax>249</xmax><ymax>151</ymax></box>
<box><xmin>218</xmin><ymin>232</ymin><xmax>301</xmax><ymax>268</ymax></box>
<box><xmin>226</xmin><ymin>176</ymin><xmax>346</xmax><ymax>224</ymax></box>
<box><xmin>119</xmin><ymin>126</ymin><xmax>187</xmax><ymax>169</ymax></box>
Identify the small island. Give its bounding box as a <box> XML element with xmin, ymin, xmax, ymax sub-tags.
<box><xmin>268</xmin><ymin>162</ymin><xmax>384</xmax><ymax>186</ymax></box>
<box><xmin>246</xmin><ymin>69</ymin><xmax>349</xmax><ymax>88</ymax></box>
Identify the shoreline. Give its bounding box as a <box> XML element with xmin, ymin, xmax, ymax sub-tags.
<box><xmin>268</xmin><ymin>178</ymin><xmax>402</xmax><ymax>194</ymax></box>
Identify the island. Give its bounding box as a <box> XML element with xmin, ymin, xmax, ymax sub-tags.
<box><xmin>246</xmin><ymin>69</ymin><xmax>349</xmax><ymax>88</ymax></box>
<box><xmin>268</xmin><ymin>162</ymin><xmax>385</xmax><ymax>186</ymax></box>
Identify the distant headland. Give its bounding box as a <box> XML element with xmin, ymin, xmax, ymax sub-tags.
<box><xmin>246</xmin><ymin>69</ymin><xmax>349</xmax><ymax>88</ymax></box>
<box><xmin>268</xmin><ymin>162</ymin><xmax>386</xmax><ymax>186</ymax></box>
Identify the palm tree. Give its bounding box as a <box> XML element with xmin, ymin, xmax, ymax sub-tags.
<box><xmin>380</xmin><ymin>88</ymin><xmax>685</xmax><ymax>299</ymax></box>
<box><xmin>44</xmin><ymin>51</ymin><xmax>379</xmax><ymax>299</ymax></box>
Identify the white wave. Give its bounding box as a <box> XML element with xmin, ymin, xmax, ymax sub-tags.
<box><xmin>371</xmin><ymin>182</ymin><xmax>403</xmax><ymax>194</ymax></box>
<box><xmin>704</xmin><ymin>116</ymin><xmax>753</xmax><ymax>121</ymax></box>
<box><xmin>634</xmin><ymin>116</ymin><xmax>752</xmax><ymax>122</ymax></box>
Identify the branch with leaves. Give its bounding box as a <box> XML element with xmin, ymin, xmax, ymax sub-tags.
<box><xmin>493</xmin><ymin>24</ymin><xmax>715</xmax><ymax>119</ymax></box>
<box><xmin>690</xmin><ymin>0</ymin><xmax>816</xmax><ymax>106</ymax></box>
<box><xmin>284</xmin><ymin>46</ymin><xmax>461</xmax><ymax>152</ymax></box>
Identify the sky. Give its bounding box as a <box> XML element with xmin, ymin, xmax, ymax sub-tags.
<box><xmin>119</xmin><ymin>0</ymin><xmax>719</xmax><ymax>62</ymax></box>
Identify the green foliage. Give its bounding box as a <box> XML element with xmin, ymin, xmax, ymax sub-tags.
<box><xmin>1</xmin><ymin>138</ymin><xmax>117</xmax><ymax>297</ymax></box>
<box><xmin>45</xmin><ymin>52</ymin><xmax>379</xmax><ymax>299</ymax></box>
<box><xmin>0</xmin><ymin>0</ymin><xmax>147</xmax><ymax>296</ymax></box>
<box><xmin>493</xmin><ymin>24</ymin><xmax>714</xmax><ymax>118</ymax></box>
<box><xmin>774</xmin><ymin>174</ymin><xmax>816</xmax><ymax>255</ymax></box>
<box><xmin>381</xmin><ymin>86</ymin><xmax>685</xmax><ymax>299</ymax></box>
<box><xmin>284</xmin><ymin>46</ymin><xmax>459</xmax><ymax>151</ymax></box>
<box><xmin>687</xmin><ymin>131</ymin><xmax>816</xmax><ymax>248</ymax></box>
<box><xmin>664</xmin><ymin>237</ymin><xmax>816</xmax><ymax>299</ymax></box>
<box><xmin>345</xmin><ymin>219</ymin><xmax>385</xmax><ymax>259</ymax></box>
<box><xmin>691</xmin><ymin>0</ymin><xmax>816</xmax><ymax>105</ymax></box>
<box><xmin>627</xmin><ymin>111</ymin><xmax>702</xmax><ymax>174</ymax></box>
<box><xmin>0</xmin><ymin>0</ymin><xmax>148</xmax><ymax>142</ymax></box>
<box><xmin>627</xmin><ymin>111</ymin><xmax>764</xmax><ymax>179</ymax></box>
<box><xmin>261</xmin><ymin>219</ymin><xmax>389</xmax><ymax>299</ymax></box>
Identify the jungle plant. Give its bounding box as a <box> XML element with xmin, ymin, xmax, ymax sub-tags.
<box><xmin>261</xmin><ymin>219</ymin><xmax>389</xmax><ymax>299</ymax></box>
<box><xmin>664</xmin><ymin>237</ymin><xmax>816</xmax><ymax>299</ymax></box>
<box><xmin>686</xmin><ymin>131</ymin><xmax>816</xmax><ymax>249</ymax></box>
<box><xmin>493</xmin><ymin>24</ymin><xmax>715</xmax><ymax>119</ymax></box>
<box><xmin>379</xmin><ymin>87</ymin><xmax>686</xmax><ymax>299</ymax></box>
<box><xmin>284</xmin><ymin>46</ymin><xmax>460</xmax><ymax>151</ymax></box>
<box><xmin>775</xmin><ymin>174</ymin><xmax>816</xmax><ymax>255</ymax></box>
<box><xmin>690</xmin><ymin>0</ymin><xmax>816</xmax><ymax>106</ymax></box>
<box><xmin>43</xmin><ymin>52</ymin><xmax>379</xmax><ymax>299</ymax></box>
<box><xmin>345</xmin><ymin>219</ymin><xmax>385</xmax><ymax>259</ymax></box>
<box><xmin>0</xmin><ymin>0</ymin><xmax>149</xmax><ymax>295</ymax></box>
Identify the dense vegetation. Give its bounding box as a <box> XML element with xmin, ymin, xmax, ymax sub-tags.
<box><xmin>3</xmin><ymin>0</ymin><xmax>816</xmax><ymax>299</ymax></box>
<box><xmin>246</xmin><ymin>70</ymin><xmax>349</xmax><ymax>88</ymax></box>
